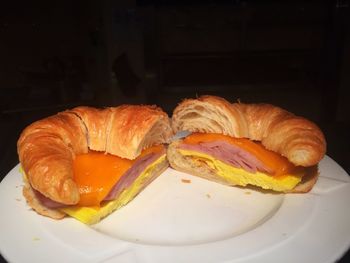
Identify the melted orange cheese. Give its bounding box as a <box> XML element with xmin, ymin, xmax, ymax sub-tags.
<box><xmin>73</xmin><ymin>145</ymin><xmax>164</xmax><ymax>207</ymax></box>
<box><xmin>183</xmin><ymin>133</ymin><xmax>296</xmax><ymax>176</ymax></box>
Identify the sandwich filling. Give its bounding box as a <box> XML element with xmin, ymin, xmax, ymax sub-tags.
<box><xmin>28</xmin><ymin>145</ymin><xmax>167</xmax><ymax>224</ymax></box>
<box><xmin>177</xmin><ymin>133</ymin><xmax>305</xmax><ymax>191</ymax></box>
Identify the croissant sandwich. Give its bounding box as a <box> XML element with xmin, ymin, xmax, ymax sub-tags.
<box><xmin>17</xmin><ymin>96</ymin><xmax>327</xmax><ymax>223</ymax></box>
<box><xmin>17</xmin><ymin>105</ymin><xmax>173</xmax><ymax>224</ymax></box>
<box><xmin>168</xmin><ymin>95</ymin><xmax>326</xmax><ymax>193</ymax></box>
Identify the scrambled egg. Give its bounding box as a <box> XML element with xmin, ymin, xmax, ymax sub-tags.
<box><xmin>178</xmin><ymin>149</ymin><xmax>303</xmax><ymax>192</ymax></box>
<box><xmin>61</xmin><ymin>155</ymin><xmax>166</xmax><ymax>225</ymax></box>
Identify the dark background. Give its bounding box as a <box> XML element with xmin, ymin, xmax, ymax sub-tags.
<box><xmin>0</xmin><ymin>0</ymin><xmax>349</xmax><ymax>262</ymax></box>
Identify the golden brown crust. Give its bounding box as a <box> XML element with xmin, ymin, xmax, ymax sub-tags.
<box><xmin>69</xmin><ymin>106</ymin><xmax>113</xmax><ymax>152</ymax></box>
<box><xmin>17</xmin><ymin>112</ymin><xmax>87</xmax><ymax>204</ymax></box>
<box><xmin>106</xmin><ymin>105</ymin><xmax>173</xmax><ymax>159</ymax></box>
<box><xmin>172</xmin><ymin>95</ymin><xmax>326</xmax><ymax>167</ymax></box>
<box><xmin>172</xmin><ymin>96</ymin><xmax>248</xmax><ymax>137</ymax></box>
<box><xmin>238</xmin><ymin>103</ymin><xmax>326</xmax><ymax>167</ymax></box>
<box><xmin>17</xmin><ymin>104</ymin><xmax>173</xmax><ymax>215</ymax></box>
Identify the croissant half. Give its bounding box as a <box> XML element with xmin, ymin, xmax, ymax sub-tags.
<box><xmin>169</xmin><ymin>95</ymin><xmax>326</xmax><ymax>192</ymax></box>
<box><xmin>172</xmin><ymin>95</ymin><xmax>326</xmax><ymax>167</ymax></box>
<box><xmin>17</xmin><ymin>105</ymin><xmax>173</xmax><ymax>213</ymax></box>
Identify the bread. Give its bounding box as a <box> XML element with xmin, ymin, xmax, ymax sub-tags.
<box><xmin>17</xmin><ymin>112</ymin><xmax>87</xmax><ymax>205</ymax></box>
<box><xmin>172</xmin><ymin>95</ymin><xmax>326</xmax><ymax>167</ymax></box>
<box><xmin>106</xmin><ymin>105</ymin><xmax>173</xmax><ymax>159</ymax></box>
<box><xmin>68</xmin><ymin>106</ymin><xmax>112</xmax><ymax>152</ymax></box>
<box><xmin>170</xmin><ymin>95</ymin><xmax>326</xmax><ymax>193</ymax></box>
<box><xmin>17</xmin><ymin>105</ymin><xmax>173</xmax><ymax>206</ymax></box>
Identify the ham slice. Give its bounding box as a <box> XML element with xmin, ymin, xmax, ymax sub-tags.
<box><xmin>33</xmin><ymin>189</ymin><xmax>68</xmax><ymax>208</ymax></box>
<box><xmin>179</xmin><ymin>141</ymin><xmax>272</xmax><ymax>174</ymax></box>
<box><xmin>103</xmin><ymin>150</ymin><xmax>165</xmax><ymax>200</ymax></box>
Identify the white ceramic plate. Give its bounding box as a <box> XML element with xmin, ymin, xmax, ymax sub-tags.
<box><xmin>1</xmin><ymin>156</ymin><xmax>350</xmax><ymax>263</ymax></box>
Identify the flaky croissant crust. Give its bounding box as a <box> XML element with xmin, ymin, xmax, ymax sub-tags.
<box><xmin>172</xmin><ymin>95</ymin><xmax>326</xmax><ymax>167</ymax></box>
<box><xmin>17</xmin><ymin>105</ymin><xmax>173</xmax><ymax>205</ymax></box>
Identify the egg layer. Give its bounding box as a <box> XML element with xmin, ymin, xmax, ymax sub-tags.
<box><xmin>178</xmin><ymin>149</ymin><xmax>303</xmax><ymax>192</ymax></box>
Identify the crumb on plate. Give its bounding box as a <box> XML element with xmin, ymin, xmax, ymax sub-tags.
<box><xmin>181</xmin><ymin>179</ymin><xmax>191</xmax><ymax>183</ymax></box>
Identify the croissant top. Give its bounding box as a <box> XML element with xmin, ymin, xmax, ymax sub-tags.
<box><xmin>172</xmin><ymin>95</ymin><xmax>326</xmax><ymax>167</ymax></box>
<box><xmin>17</xmin><ymin>105</ymin><xmax>173</xmax><ymax>205</ymax></box>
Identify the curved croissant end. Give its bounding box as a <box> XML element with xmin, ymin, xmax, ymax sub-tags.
<box><xmin>17</xmin><ymin>112</ymin><xmax>87</xmax><ymax>204</ymax></box>
<box><xmin>172</xmin><ymin>95</ymin><xmax>326</xmax><ymax>167</ymax></box>
<box><xmin>17</xmin><ymin>105</ymin><xmax>173</xmax><ymax>205</ymax></box>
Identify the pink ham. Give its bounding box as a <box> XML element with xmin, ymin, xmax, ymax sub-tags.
<box><xmin>33</xmin><ymin>188</ymin><xmax>68</xmax><ymax>208</ymax></box>
<box><xmin>179</xmin><ymin>141</ymin><xmax>272</xmax><ymax>174</ymax></box>
<box><xmin>103</xmin><ymin>150</ymin><xmax>165</xmax><ymax>200</ymax></box>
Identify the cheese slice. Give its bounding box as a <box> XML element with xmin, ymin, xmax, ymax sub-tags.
<box><xmin>72</xmin><ymin>145</ymin><xmax>164</xmax><ymax>207</ymax></box>
<box><xmin>178</xmin><ymin>149</ymin><xmax>303</xmax><ymax>192</ymax></box>
<box><xmin>73</xmin><ymin>152</ymin><xmax>133</xmax><ymax>206</ymax></box>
